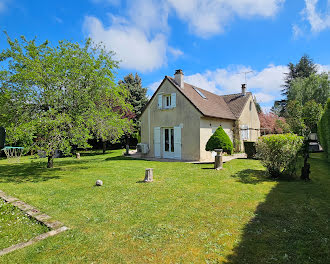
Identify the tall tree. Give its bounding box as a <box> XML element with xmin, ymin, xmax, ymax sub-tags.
<box><xmin>0</xmin><ymin>34</ymin><xmax>132</xmax><ymax>167</ymax></box>
<box><xmin>282</xmin><ymin>54</ymin><xmax>317</xmax><ymax>96</ymax></box>
<box><xmin>118</xmin><ymin>73</ymin><xmax>148</xmax><ymax>153</ymax></box>
<box><xmin>119</xmin><ymin>73</ymin><xmax>148</xmax><ymax>126</ymax></box>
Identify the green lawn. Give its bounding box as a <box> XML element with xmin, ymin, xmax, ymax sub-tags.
<box><xmin>0</xmin><ymin>151</ymin><xmax>329</xmax><ymax>263</ymax></box>
<box><xmin>0</xmin><ymin>199</ymin><xmax>49</xmax><ymax>250</ymax></box>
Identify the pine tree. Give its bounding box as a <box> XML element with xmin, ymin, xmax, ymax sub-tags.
<box><xmin>282</xmin><ymin>54</ymin><xmax>317</xmax><ymax>96</ymax></box>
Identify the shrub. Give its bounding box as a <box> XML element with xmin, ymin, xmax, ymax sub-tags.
<box><xmin>206</xmin><ymin>126</ymin><xmax>233</xmax><ymax>154</ymax></box>
<box><xmin>256</xmin><ymin>134</ymin><xmax>303</xmax><ymax>178</ymax></box>
<box><xmin>318</xmin><ymin>98</ymin><xmax>330</xmax><ymax>162</ymax></box>
<box><xmin>244</xmin><ymin>141</ymin><xmax>256</xmax><ymax>159</ymax></box>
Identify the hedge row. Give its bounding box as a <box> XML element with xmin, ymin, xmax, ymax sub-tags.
<box><xmin>318</xmin><ymin>98</ymin><xmax>330</xmax><ymax>162</ymax></box>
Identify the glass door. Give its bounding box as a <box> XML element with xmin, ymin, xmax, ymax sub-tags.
<box><xmin>163</xmin><ymin>128</ymin><xmax>174</xmax><ymax>158</ymax></box>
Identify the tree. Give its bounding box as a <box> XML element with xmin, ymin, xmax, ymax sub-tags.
<box><xmin>282</xmin><ymin>54</ymin><xmax>317</xmax><ymax>96</ymax></box>
<box><xmin>288</xmin><ymin>73</ymin><xmax>329</xmax><ymax>107</ymax></box>
<box><xmin>119</xmin><ymin>73</ymin><xmax>148</xmax><ymax>126</ymax></box>
<box><xmin>118</xmin><ymin>73</ymin><xmax>148</xmax><ymax>153</ymax></box>
<box><xmin>287</xmin><ymin>100</ymin><xmax>323</xmax><ymax>180</ymax></box>
<box><xmin>205</xmin><ymin>126</ymin><xmax>233</xmax><ymax>154</ymax></box>
<box><xmin>272</xmin><ymin>55</ymin><xmax>318</xmax><ymax>116</ymax></box>
<box><xmin>0</xmin><ymin>34</ymin><xmax>132</xmax><ymax>168</ymax></box>
<box><xmin>259</xmin><ymin>112</ymin><xmax>290</xmax><ymax>134</ymax></box>
<box><xmin>253</xmin><ymin>96</ymin><xmax>262</xmax><ymax>114</ymax></box>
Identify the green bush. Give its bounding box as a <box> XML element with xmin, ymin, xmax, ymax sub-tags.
<box><xmin>206</xmin><ymin>126</ymin><xmax>233</xmax><ymax>154</ymax></box>
<box><xmin>256</xmin><ymin>134</ymin><xmax>303</xmax><ymax>178</ymax></box>
<box><xmin>318</xmin><ymin>98</ymin><xmax>330</xmax><ymax>162</ymax></box>
<box><xmin>244</xmin><ymin>141</ymin><xmax>256</xmax><ymax>159</ymax></box>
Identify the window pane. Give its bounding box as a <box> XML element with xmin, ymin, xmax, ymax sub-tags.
<box><xmin>171</xmin><ymin>129</ymin><xmax>174</xmax><ymax>152</ymax></box>
<box><xmin>165</xmin><ymin>129</ymin><xmax>169</xmax><ymax>151</ymax></box>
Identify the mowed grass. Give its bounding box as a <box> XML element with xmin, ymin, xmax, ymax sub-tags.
<box><xmin>0</xmin><ymin>150</ymin><xmax>329</xmax><ymax>263</ymax></box>
<box><xmin>0</xmin><ymin>199</ymin><xmax>49</xmax><ymax>250</ymax></box>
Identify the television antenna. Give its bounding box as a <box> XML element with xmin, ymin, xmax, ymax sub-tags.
<box><xmin>241</xmin><ymin>70</ymin><xmax>253</xmax><ymax>84</ymax></box>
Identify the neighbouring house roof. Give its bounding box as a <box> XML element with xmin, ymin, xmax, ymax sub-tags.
<box><xmin>167</xmin><ymin>76</ymin><xmax>251</xmax><ymax>120</ymax></box>
<box><xmin>140</xmin><ymin>75</ymin><xmax>252</xmax><ymax>121</ymax></box>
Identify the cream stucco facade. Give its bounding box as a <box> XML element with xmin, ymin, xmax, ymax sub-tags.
<box><xmin>140</xmin><ymin>76</ymin><xmax>260</xmax><ymax>161</ymax></box>
<box><xmin>140</xmin><ymin>79</ymin><xmax>202</xmax><ymax>161</ymax></box>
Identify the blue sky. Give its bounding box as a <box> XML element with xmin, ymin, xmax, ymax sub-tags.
<box><xmin>1</xmin><ymin>0</ymin><xmax>329</xmax><ymax>111</ymax></box>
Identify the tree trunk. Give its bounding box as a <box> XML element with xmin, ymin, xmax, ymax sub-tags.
<box><xmin>125</xmin><ymin>135</ymin><xmax>130</xmax><ymax>156</ymax></box>
<box><xmin>47</xmin><ymin>155</ymin><xmax>54</xmax><ymax>168</ymax></box>
<box><xmin>103</xmin><ymin>141</ymin><xmax>106</xmax><ymax>154</ymax></box>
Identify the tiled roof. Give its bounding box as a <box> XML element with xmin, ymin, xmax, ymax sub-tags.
<box><xmin>167</xmin><ymin>76</ymin><xmax>250</xmax><ymax>120</ymax></box>
<box><xmin>221</xmin><ymin>92</ymin><xmax>252</xmax><ymax>118</ymax></box>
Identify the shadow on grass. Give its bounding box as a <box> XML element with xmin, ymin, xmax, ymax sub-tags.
<box><xmin>105</xmin><ymin>156</ymin><xmax>147</xmax><ymax>162</ymax></box>
<box><xmin>0</xmin><ymin>162</ymin><xmax>61</xmax><ymax>183</ymax></box>
<box><xmin>225</xmin><ymin>154</ymin><xmax>330</xmax><ymax>263</ymax></box>
<box><xmin>79</xmin><ymin>151</ymin><xmax>113</xmax><ymax>157</ymax></box>
<box><xmin>231</xmin><ymin>169</ymin><xmax>271</xmax><ymax>184</ymax></box>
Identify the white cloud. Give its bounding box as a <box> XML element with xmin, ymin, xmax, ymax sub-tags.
<box><xmin>316</xmin><ymin>63</ymin><xmax>330</xmax><ymax>73</ymax></box>
<box><xmin>85</xmin><ymin>0</ymin><xmax>183</xmax><ymax>72</ymax></box>
<box><xmin>86</xmin><ymin>0</ymin><xmax>285</xmax><ymax>72</ymax></box>
<box><xmin>148</xmin><ymin>79</ymin><xmax>162</xmax><ymax>92</ymax></box>
<box><xmin>167</xmin><ymin>0</ymin><xmax>285</xmax><ymax>37</ymax></box>
<box><xmin>84</xmin><ymin>16</ymin><xmax>168</xmax><ymax>72</ymax></box>
<box><xmin>303</xmin><ymin>0</ymin><xmax>330</xmax><ymax>33</ymax></box>
<box><xmin>254</xmin><ymin>93</ymin><xmax>275</xmax><ymax>103</ymax></box>
<box><xmin>292</xmin><ymin>24</ymin><xmax>304</xmax><ymax>39</ymax></box>
<box><xmin>168</xmin><ymin>47</ymin><xmax>184</xmax><ymax>58</ymax></box>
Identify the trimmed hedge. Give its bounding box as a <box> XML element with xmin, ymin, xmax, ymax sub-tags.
<box><xmin>206</xmin><ymin>126</ymin><xmax>233</xmax><ymax>154</ymax></box>
<box><xmin>318</xmin><ymin>98</ymin><xmax>330</xmax><ymax>162</ymax></box>
<box><xmin>256</xmin><ymin>134</ymin><xmax>303</xmax><ymax>178</ymax></box>
<box><xmin>244</xmin><ymin>141</ymin><xmax>256</xmax><ymax>159</ymax></box>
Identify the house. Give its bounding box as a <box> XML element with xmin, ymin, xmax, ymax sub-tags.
<box><xmin>139</xmin><ymin>69</ymin><xmax>260</xmax><ymax>161</ymax></box>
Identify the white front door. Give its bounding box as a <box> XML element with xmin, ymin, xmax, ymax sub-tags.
<box><xmin>163</xmin><ymin>128</ymin><xmax>175</xmax><ymax>159</ymax></box>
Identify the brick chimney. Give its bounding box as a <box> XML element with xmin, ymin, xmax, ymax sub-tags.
<box><xmin>241</xmin><ymin>84</ymin><xmax>246</xmax><ymax>95</ymax></box>
<box><xmin>174</xmin><ymin>69</ymin><xmax>184</xmax><ymax>88</ymax></box>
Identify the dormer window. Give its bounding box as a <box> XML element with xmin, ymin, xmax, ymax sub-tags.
<box><xmin>158</xmin><ymin>93</ymin><xmax>176</xmax><ymax>110</ymax></box>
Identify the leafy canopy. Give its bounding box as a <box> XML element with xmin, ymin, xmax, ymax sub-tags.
<box><xmin>0</xmin><ymin>33</ymin><xmax>132</xmax><ymax>166</ymax></box>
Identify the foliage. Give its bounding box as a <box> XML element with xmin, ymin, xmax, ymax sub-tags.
<box><xmin>258</xmin><ymin>112</ymin><xmax>290</xmax><ymax>134</ymax></box>
<box><xmin>119</xmin><ymin>73</ymin><xmax>148</xmax><ymax>125</ymax></box>
<box><xmin>287</xmin><ymin>100</ymin><xmax>323</xmax><ymax>136</ymax></box>
<box><xmin>287</xmin><ymin>73</ymin><xmax>329</xmax><ymax>106</ymax></box>
<box><xmin>256</xmin><ymin>134</ymin><xmax>303</xmax><ymax>178</ymax></box>
<box><xmin>253</xmin><ymin>96</ymin><xmax>262</xmax><ymax>114</ymax></box>
<box><xmin>206</xmin><ymin>126</ymin><xmax>233</xmax><ymax>154</ymax></box>
<box><xmin>282</xmin><ymin>54</ymin><xmax>317</xmax><ymax>96</ymax></box>
<box><xmin>318</xmin><ymin>98</ymin><xmax>330</xmax><ymax>162</ymax></box>
<box><xmin>0</xmin><ymin>34</ymin><xmax>132</xmax><ymax>167</ymax></box>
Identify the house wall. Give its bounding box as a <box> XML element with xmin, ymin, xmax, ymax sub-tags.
<box><xmin>140</xmin><ymin>79</ymin><xmax>202</xmax><ymax>160</ymax></box>
<box><xmin>199</xmin><ymin>117</ymin><xmax>234</xmax><ymax>161</ymax></box>
<box><xmin>238</xmin><ymin>95</ymin><xmax>261</xmax><ymax>144</ymax></box>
